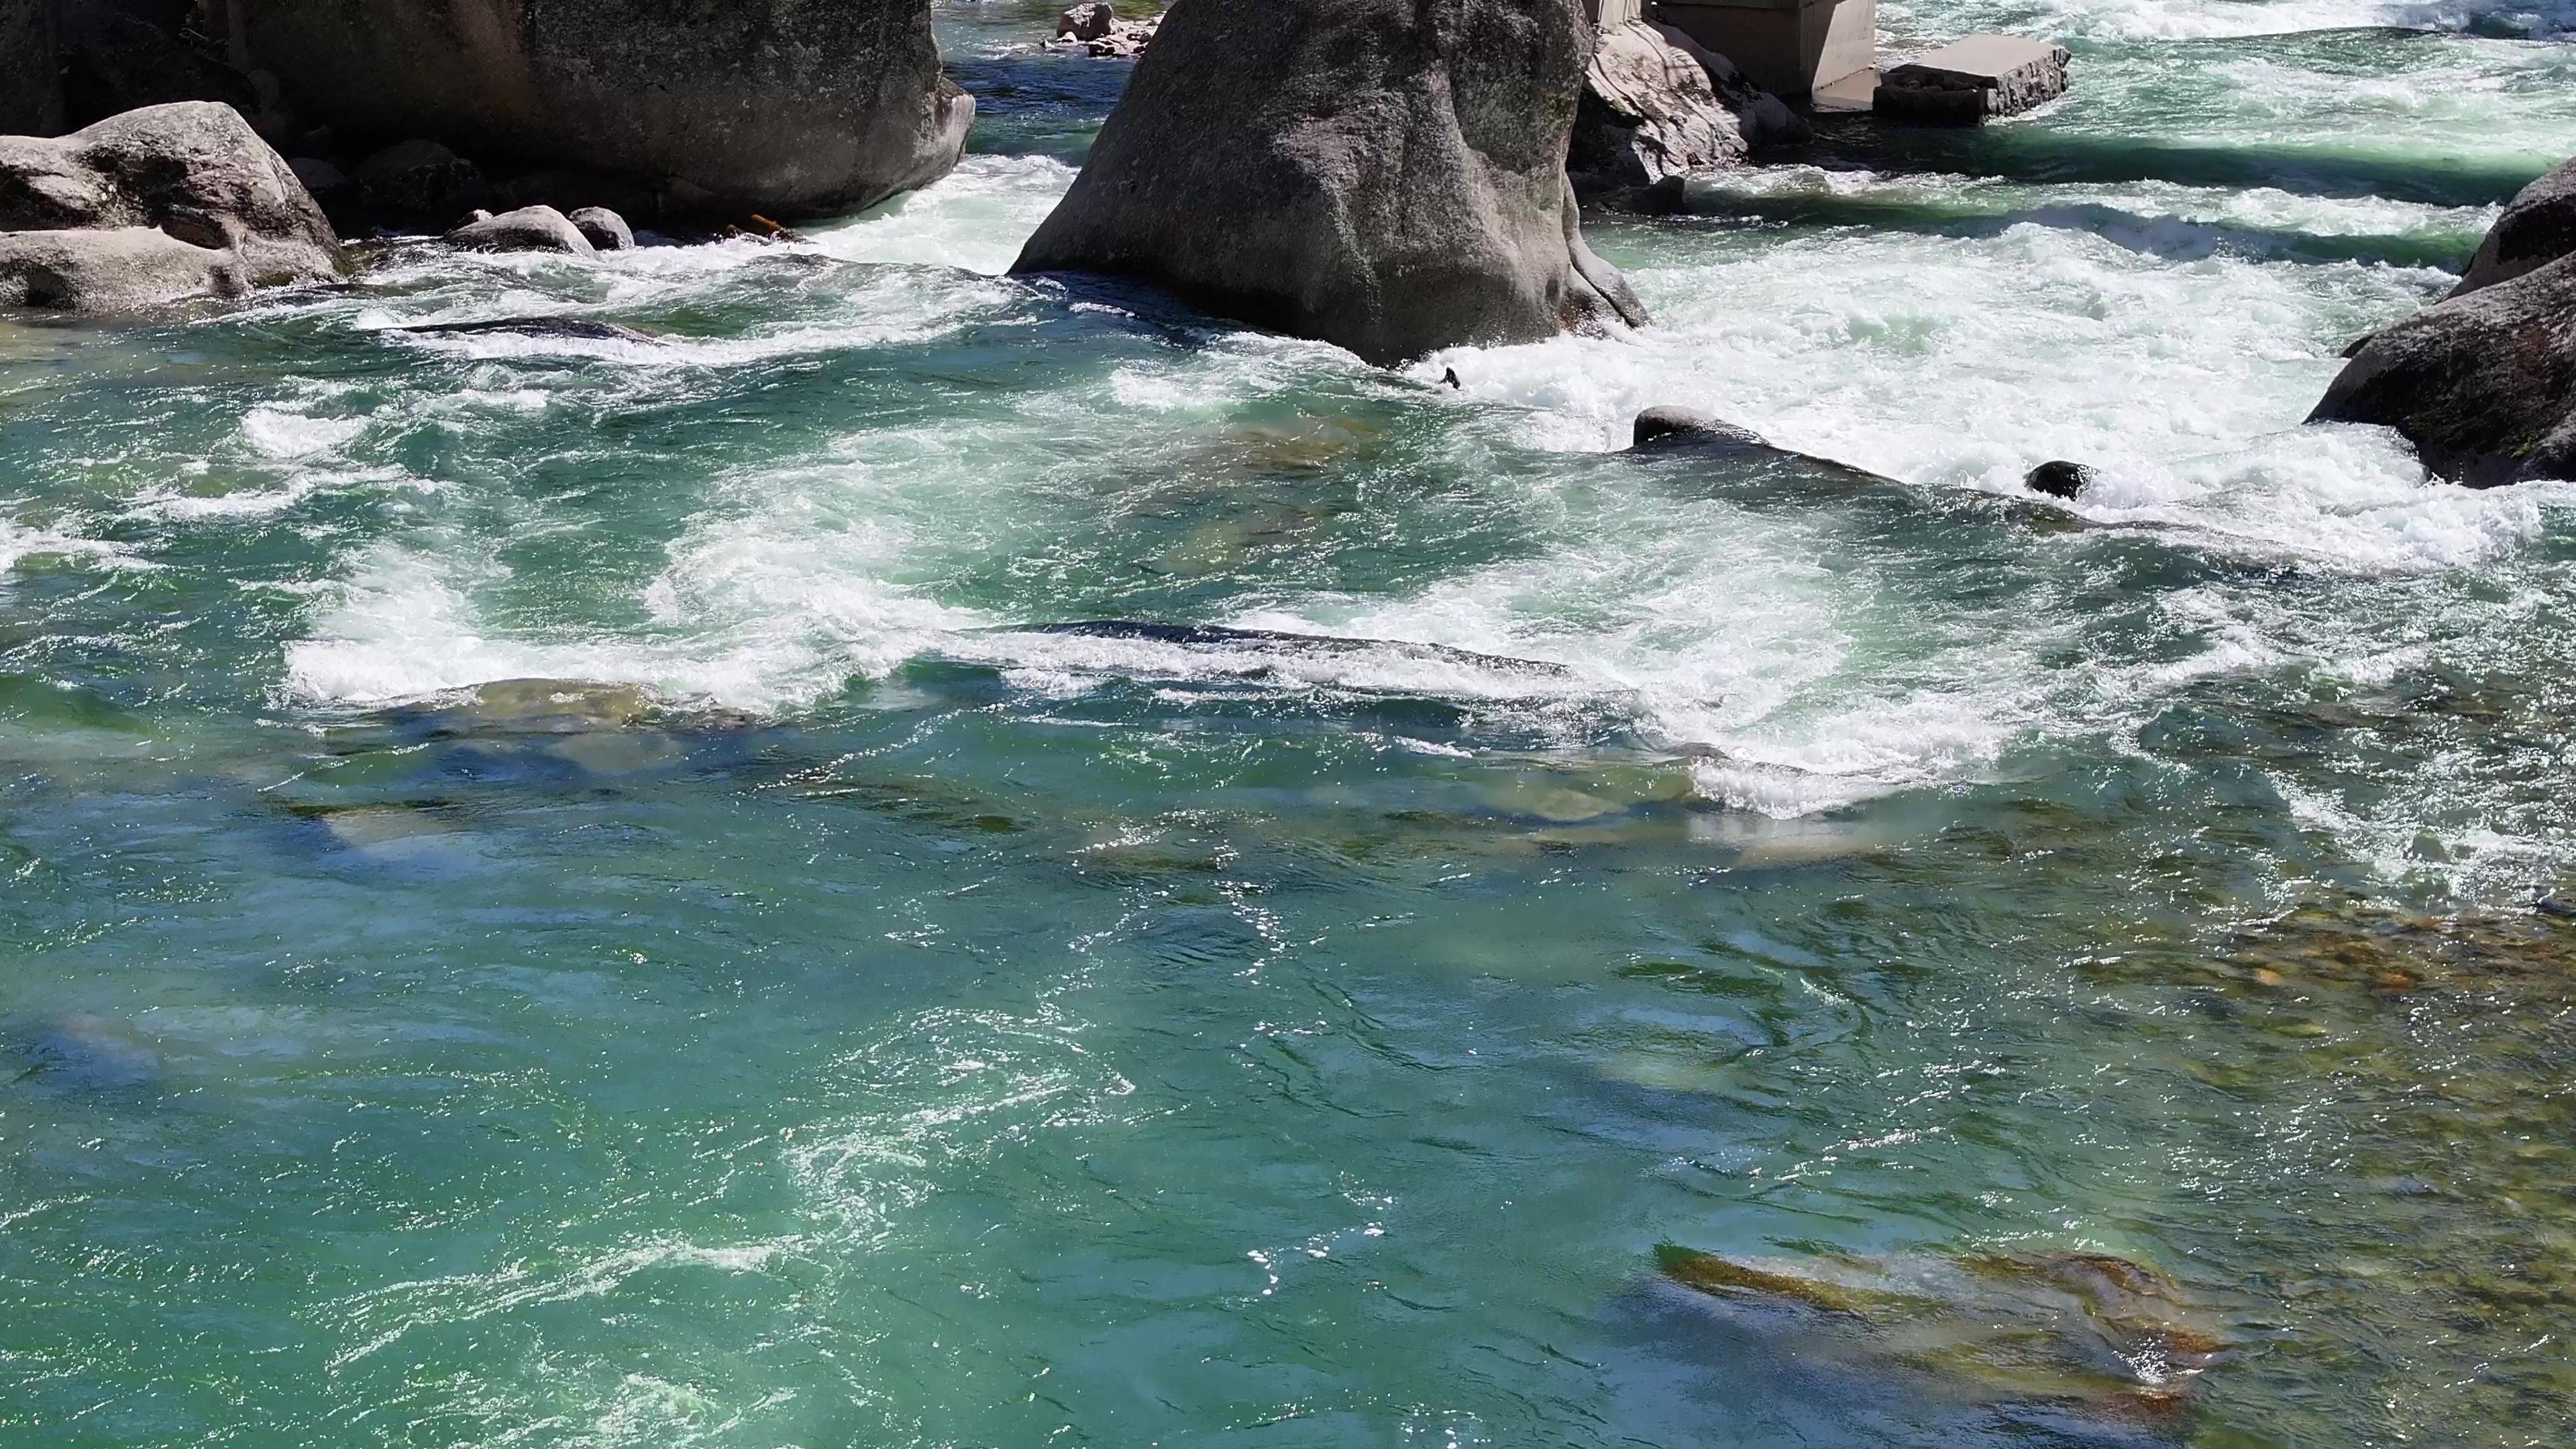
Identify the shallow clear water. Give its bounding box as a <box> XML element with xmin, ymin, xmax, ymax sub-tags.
<box><xmin>5</xmin><ymin>3</ymin><xmax>2575</xmax><ymax>1446</ymax></box>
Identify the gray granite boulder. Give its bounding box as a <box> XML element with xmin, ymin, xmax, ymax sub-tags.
<box><xmin>446</xmin><ymin>205</ymin><xmax>596</xmax><ymax>256</ymax></box>
<box><xmin>0</xmin><ymin>100</ymin><xmax>341</xmax><ymax>311</ymax></box>
<box><xmin>1570</xmin><ymin>19</ymin><xmax>1800</xmax><ymax>207</ymax></box>
<box><xmin>2308</xmin><ymin>254</ymin><xmax>2576</xmax><ymax>486</ymax></box>
<box><xmin>225</xmin><ymin>0</ymin><xmax>971</xmax><ymax>219</ymax></box>
<box><xmin>568</xmin><ymin>206</ymin><xmax>635</xmax><ymax>252</ymax></box>
<box><xmin>2454</xmin><ymin>157</ymin><xmax>2576</xmax><ymax>297</ymax></box>
<box><xmin>1014</xmin><ymin>0</ymin><xmax>1648</xmax><ymax>366</ymax></box>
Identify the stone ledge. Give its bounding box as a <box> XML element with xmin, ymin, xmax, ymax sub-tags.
<box><xmin>1875</xmin><ymin>35</ymin><xmax>2070</xmax><ymax>124</ymax></box>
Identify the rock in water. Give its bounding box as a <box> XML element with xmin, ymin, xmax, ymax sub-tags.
<box><xmin>1569</xmin><ymin>19</ymin><xmax>1798</xmax><ymax>205</ymax></box>
<box><xmin>1012</xmin><ymin>0</ymin><xmax>1649</xmax><ymax>366</ymax></box>
<box><xmin>0</xmin><ymin>101</ymin><xmax>341</xmax><ymax>313</ymax></box>
<box><xmin>2024</xmin><ymin>460</ymin><xmax>2095</xmax><ymax>498</ymax></box>
<box><xmin>2454</xmin><ymin>156</ymin><xmax>2576</xmax><ymax>297</ymax></box>
<box><xmin>1632</xmin><ymin>405</ymin><xmax>1768</xmax><ymax>449</ymax></box>
<box><xmin>2308</xmin><ymin>254</ymin><xmax>2576</xmax><ymax>487</ymax></box>
<box><xmin>445</xmin><ymin>205</ymin><xmax>597</xmax><ymax>256</ymax></box>
<box><xmin>1876</xmin><ymin>36</ymin><xmax>2071</xmax><ymax>125</ymax></box>
<box><xmin>225</xmin><ymin>0</ymin><xmax>971</xmax><ymax>218</ymax></box>
<box><xmin>568</xmin><ymin>207</ymin><xmax>636</xmax><ymax>252</ymax></box>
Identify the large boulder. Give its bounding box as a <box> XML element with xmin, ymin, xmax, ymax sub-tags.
<box><xmin>1569</xmin><ymin>19</ymin><xmax>1798</xmax><ymax>205</ymax></box>
<box><xmin>0</xmin><ymin>100</ymin><xmax>341</xmax><ymax>311</ymax></box>
<box><xmin>1012</xmin><ymin>0</ymin><xmax>1648</xmax><ymax>366</ymax></box>
<box><xmin>1</xmin><ymin>0</ymin><xmax>62</xmax><ymax>138</ymax></box>
<box><xmin>217</xmin><ymin>0</ymin><xmax>971</xmax><ymax>219</ymax></box>
<box><xmin>2308</xmin><ymin>255</ymin><xmax>2576</xmax><ymax>487</ymax></box>
<box><xmin>2454</xmin><ymin>156</ymin><xmax>2576</xmax><ymax>297</ymax></box>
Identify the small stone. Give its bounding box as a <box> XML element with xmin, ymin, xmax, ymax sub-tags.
<box><xmin>444</xmin><ymin>204</ymin><xmax>598</xmax><ymax>256</ymax></box>
<box><xmin>567</xmin><ymin>205</ymin><xmax>635</xmax><ymax>250</ymax></box>
<box><xmin>1876</xmin><ymin>36</ymin><xmax>2071</xmax><ymax>126</ymax></box>
<box><xmin>2025</xmin><ymin>460</ymin><xmax>2095</xmax><ymax>498</ymax></box>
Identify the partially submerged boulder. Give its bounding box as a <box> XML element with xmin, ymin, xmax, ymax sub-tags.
<box><xmin>445</xmin><ymin>205</ymin><xmax>596</xmax><ymax>256</ymax></box>
<box><xmin>2024</xmin><ymin>460</ymin><xmax>2096</xmax><ymax>499</ymax></box>
<box><xmin>1014</xmin><ymin>0</ymin><xmax>1648</xmax><ymax>365</ymax></box>
<box><xmin>0</xmin><ymin>101</ymin><xmax>341</xmax><ymax>312</ymax></box>
<box><xmin>2454</xmin><ymin>156</ymin><xmax>2576</xmax><ymax>297</ymax></box>
<box><xmin>1876</xmin><ymin>36</ymin><xmax>2071</xmax><ymax>125</ymax></box>
<box><xmin>226</xmin><ymin>0</ymin><xmax>972</xmax><ymax>218</ymax></box>
<box><xmin>1632</xmin><ymin>405</ymin><xmax>1767</xmax><ymax>449</ymax></box>
<box><xmin>2308</xmin><ymin>254</ymin><xmax>2576</xmax><ymax>487</ymax></box>
<box><xmin>568</xmin><ymin>206</ymin><xmax>635</xmax><ymax>252</ymax></box>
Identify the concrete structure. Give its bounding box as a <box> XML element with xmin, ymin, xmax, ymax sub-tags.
<box><xmin>1585</xmin><ymin>0</ymin><xmax>1646</xmax><ymax>25</ymax></box>
<box><xmin>1650</xmin><ymin>0</ymin><xmax>1874</xmax><ymax>101</ymax></box>
<box><xmin>1874</xmin><ymin>35</ymin><xmax>2070</xmax><ymax>124</ymax></box>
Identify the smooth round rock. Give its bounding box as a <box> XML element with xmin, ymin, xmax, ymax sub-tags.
<box><xmin>1632</xmin><ymin>405</ymin><xmax>1768</xmax><ymax>449</ymax></box>
<box><xmin>567</xmin><ymin>205</ymin><xmax>635</xmax><ymax>251</ymax></box>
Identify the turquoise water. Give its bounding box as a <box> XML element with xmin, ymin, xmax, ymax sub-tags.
<box><xmin>5</xmin><ymin>3</ymin><xmax>2576</xmax><ymax>1445</ymax></box>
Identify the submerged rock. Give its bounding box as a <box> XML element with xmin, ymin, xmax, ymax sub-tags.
<box><xmin>445</xmin><ymin>205</ymin><xmax>596</xmax><ymax>256</ymax></box>
<box><xmin>1570</xmin><ymin>19</ymin><xmax>1797</xmax><ymax>207</ymax></box>
<box><xmin>2308</xmin><ymin>254</ymin><xmax>2576</xmax><ymax>486</ymax></box>
<box><xmin>227</xmin><ymin>0</ymin><xmax>971</xmax><ymax>219</ymax></box>
<box><xmin>1012</xmin><ymin>0</ymin><xmax>1648</xmax><ymax>366</ymax></box>
<box><xmin>2454</xmin><ymin>156</ymin><xmax>2576</xmax><ymax>297</ymax></box>
<box><xmin>0</xmin><ymin>101</ymin><xmax>341</xmax><ymax>312</ymax></box>
<box><xmin>2024</xmin><ymin>460</ymin><xmax>2096</xmax><ymax>499</ymax></box>
<box><xmin>393</xmin><ymin>317</ymin><xmax>661</xmax><ymax>345</ymax></box>
<box><xmin>1657</xmin><ymin>1245</ymin><xmax>2226</xmax><ymax>1416</ymax></box>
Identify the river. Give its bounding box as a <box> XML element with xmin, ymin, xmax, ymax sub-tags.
<box><xmin>3</xmin><ymin>1</ymin><xmax>2573</xmax><ymax>1445</ymax></box>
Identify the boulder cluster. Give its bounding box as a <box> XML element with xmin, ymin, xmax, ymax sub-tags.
<box><xmin>1047</xmin><ymin>3</ymin><xmax>1163</xmax><ymax>59</ymax></box>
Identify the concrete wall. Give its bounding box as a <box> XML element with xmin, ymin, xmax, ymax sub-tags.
<box><xmin>1</xmin><ymin>0</ymin><xmax>65</xmax><ymax>136</ymax></box>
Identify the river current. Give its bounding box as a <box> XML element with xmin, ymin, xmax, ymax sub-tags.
<box><xmin>5</xmin><ymin>2</ymin><xmax>2575</xmax><ymax>1445</ymax></box>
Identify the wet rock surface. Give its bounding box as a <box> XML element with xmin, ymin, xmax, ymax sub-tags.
<box><xmin>2453</xmin><ymin>154</ymin><xmax>2576</xmax><ymax>297</ymax></box>
<box><xmin>0</xmin><ymin>100</ymin><xmax>340</xmax><ymax>312</ymax></box>
<box><xmin>2308</xmin><ymin>252</ymin><xmax>2576</xmax><ymax>486</ymax></box>
<box><xmin>1014</xmin><ymin>0</ymin><xmax>1647</xmax><ymax>365</ymax></box>
<box><xmin>2025</xmin><ymin>460</ymin><xmax>2096</xmax><ymax>498</ymax></box>
<box><xmin>1876</xmin><ymin>36</ymin><xmax>2072</xmax><ymax>125</ymax></box>
<box><xmin>1656</xmin><ymin>1246</ymin><xmax>2229</xmax><ymax>1418</ymax></box>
